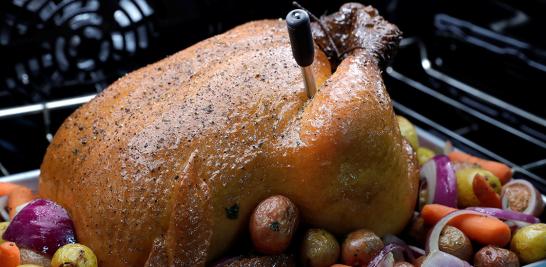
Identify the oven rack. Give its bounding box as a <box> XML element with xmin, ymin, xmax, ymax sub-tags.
<box><xmin>387</xmin><ymin>37</ymin><xmax>545</xmax><ymax>185</ymax></box>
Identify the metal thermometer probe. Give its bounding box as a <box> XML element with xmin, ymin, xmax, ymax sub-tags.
<box><xmin>286</xmin><ymin>9</ymin><xmax>317</xmax><ymax>99</ymax></box>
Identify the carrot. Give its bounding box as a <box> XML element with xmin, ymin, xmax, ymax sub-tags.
<box><xmin>448</xmin><ymin>151</ymin><xmax>512</xmax><ymax>184</ymax></box>
<box><xmin>0</xmin><ymin>183</ymin><xmax>20</xmax><ymax>196</ymax></box>
<box><xmin>422</xmin><ymin>204</ymin><xmax>458</xmax><ymax>225</ymax></box>
<box><xmin>472</xmin><ymin>174</ymin><xmax>501</xmax><ymax>208</ymax></box>
<box><xmin>0</xmin><ymin>242</ymin><xmax>21</xmax><ymax>267</ymax></box>
<box><xmin>421</xmin><ymin>204</ymin><xmax>511</xmax><ymax>247</ymax></box>
<box><xmin>7</xmin><ymin>186</ymin><xmax>35</xmax><ymax>219</ymax></box>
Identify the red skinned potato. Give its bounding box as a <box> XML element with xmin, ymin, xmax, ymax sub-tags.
<box><xmin>250</xmin><ymin>195</ymin><xmax>299</xmax><ymax>255</ymax></box>
<box><xmin>300</xmin><ymin>228</ymin><xmax>340</xmax><ymax>267</ymax></box>
<box><xmin>474</xmin><ymin>245</ymin><xmax>519</xmax><ymax>267</ymax></box>
<box><xmin>438</xmin><ymin>225</ymin><xmax>473</xmax><ymax>261</ymax></box>
<box><xmin>341</xmin><ymin>229</ymin><xmax>384</xmax><ymax>266</ymax></box>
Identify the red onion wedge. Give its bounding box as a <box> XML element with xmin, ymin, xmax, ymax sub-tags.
<box><xmin>467</xmin><ymin>207</ymin><xmax>539</xmax><ymax>224</ymax></box>
<box><xmin>383</xmin><ymin>234</ymin><xmax>405</xmax><ymax>261</ymax></box>
<box><xmin>501</xmin><ymin>179</ymin><xmax>544</xmax><ymax>217</ymax></box>
<box><xmin>2</xmin><ymin>199</ymin><xmax>76</xmax><ymax>256</ymax></box>
<box><xmin>381</xmin><ymin>235</ymin><xmax>416</xmax><ymax>263</ymax></box>
<box><xmin>420</xmin><ymin>155</ymin><xmax>458</xmax><ymax>208</ymax></box>
<box><xmin>368</xmin><ymin>243</ymin><xmax>403</xmax><ymax>267</ymax></box>
<box><xmin>423</xmin><ymin>210</ymin><xmax>480</xmax><ymax>267</ymax></box>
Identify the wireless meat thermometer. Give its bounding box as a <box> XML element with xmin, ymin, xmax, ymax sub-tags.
<box><xmin>286</xmin><ymin>9</ymin><xmax>317</xmax><ymax>98</ymax></box>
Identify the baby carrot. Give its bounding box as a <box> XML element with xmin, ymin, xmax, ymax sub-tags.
<box><xmin>448</xmin><ymin>151</ymin><xmax>512</xmax><ymax>184</ymax></box>
<box><xmin>7</xmin><ymin>186</ymin><xmax>35</xmax><ymax>219</ymax></box>
<box><xmin>0</xmin><ymin>242</ymin><xmax>21</xmax><ymax>267</ymax></box>
<box><xmin>421</xmin><ymin>204</ymin><xmax>511</xmax><ymax>247</ymax></box>
<box><xmin>422</xmin><ymin>204</ymin><xmax>457</xmax><ymax>225</ymax></box>
<box><xmin>0</xmin><ymin>183</ymin><xmax>20</xmax><ymax>196</ymax></box>
<box><xmin>472</xmin><ymin>174</ymin><xmax>501</xmax><ymax>208</ymax></box>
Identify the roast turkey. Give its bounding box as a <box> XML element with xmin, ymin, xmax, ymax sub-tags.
<box><xmin>39</xmin><ymin>3</ymin><xmax>419</xmax><ymax>266</ymax></box>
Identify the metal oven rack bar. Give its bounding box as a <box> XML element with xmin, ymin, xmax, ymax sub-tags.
<box><xmin>0</xmin><ymin>94</ymin><xmax>96</xmax><ymax>176</ymax></box>
<box><xmin>387</xmin><ymin>37</ymin><xmax>546</xmax><ymax>184</ymax></box>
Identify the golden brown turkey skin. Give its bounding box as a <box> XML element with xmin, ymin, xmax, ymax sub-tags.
<box><xmin>39</xmin><ymin>3</ymin><xmax>418</xmax><ymax>266</ymax></box>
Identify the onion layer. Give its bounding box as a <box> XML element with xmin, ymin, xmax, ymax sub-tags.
<box><xmin>368</xmin><ymin>243</ymin><xmax>405</xmax><ymax>267</ymax></box>
<box><xmin>467</xmin><ymin>207</ymin><xmax>539</xmax><ymax>224</ymax></box>
<box><xmin>421</xmin><ymin>251</ymin><xmax>472</xmax><ymax>267</ymax></box>
<box><xmin>420</xmin><ymin>155</ymin><xmax>458</xmax><ymax>208</ymax></box>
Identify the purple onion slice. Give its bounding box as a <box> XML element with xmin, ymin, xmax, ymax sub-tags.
<box><xmin>420</xmin><ymin>155</ymin><xmax>458</xmax><ymax>208</ymax></box>
<box><xmin>2</xmin><ymin>198</ymin><xmax>76</xmax><ymax>256</ymax></box>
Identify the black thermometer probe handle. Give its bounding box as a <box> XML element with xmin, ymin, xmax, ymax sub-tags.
<box><xmin>286</xmin><ymin>9</ymin><xmax>314</xmax><ymax>67</ymax></box>
<box><xmin>286</xmin><ymin>9</ymin><xmax>317</xmax><ymax>98</ymax></box>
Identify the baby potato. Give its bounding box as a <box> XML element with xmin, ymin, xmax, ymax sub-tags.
<box><xmin>511</xmin><ymin>223</ymin><xmax>546</xmax><ymax>264</ymax></box>
<box><xmin>250</xmin><ymin>195</ymin><xmax>299</xmax><ymax>255</ymax></box>
<box><xmin>0</xmin><ymin>222</ymin><xmax>8</xmax><ymax>243</ymax></box>
<box><xmin>397</xmin><ymin>116</ymin><xmax>419</xmax><ymax>150</ymax></box>
<box><xmin>474</xmin><ymin>245</ymin><xmax>519</xmax><ymax>267</ymax></box>
<box><xmin>456</xmin><ymin>167</ymin><xmax>501</xmax><ymax>208</ymax></box>
<box><xmin>416</xmin><ymin>147</ymin><xmax>436</xmax><ymax>165</ymax></box>
<box><xmin>50</xmin><ymin>244</ymin><xmax>97</xmax><ymax>267</ymax></box>
<box><xmin>438</xmin><ymin>226</ymin><xmax>473</xmax><ymax>261</ymax></box>
<box><xmin>300</xmin><ymin>228</ymin><xmax>340</xmax><ymax>267</ymax></box>
<box><xmin>341</xmin><ymin>229</ymin><xmax>383</xmax><ymax>266</ymax></box>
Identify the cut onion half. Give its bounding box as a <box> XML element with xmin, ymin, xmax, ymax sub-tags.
<box><xmin>501</xmin><ymin>179</ymin><xmax>544</xmax><ymax>217</ymax></box>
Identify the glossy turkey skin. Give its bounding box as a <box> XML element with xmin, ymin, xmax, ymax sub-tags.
<box><xmin>39</xmin><ymin>3</ymin><xmax>418</xmax><ymax>266</ymax></box>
